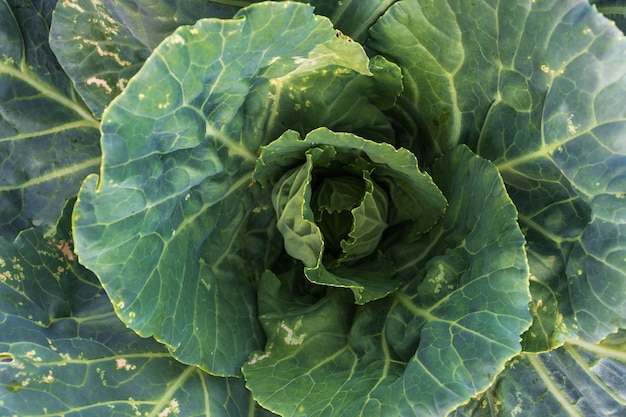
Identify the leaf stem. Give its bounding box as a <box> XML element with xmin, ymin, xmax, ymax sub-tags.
<box><xmin>206</xmin><ymin>124</ymin><xmax>258</xmax><ymax>163</ymax></box>
<box><xmin>199</xmin><ymin>373</ymin><xmax>212</xmax><ymax>416</ymax></box>
<box><xmin>394</xmin><ymin>226</ymin><xmax>444</xmax><ymax>273</ymax></box>
<box><xmin>517</xmin><ymin>213</ymin><xmax>578</xmax><ymax>247</ymax></box>
<box><xmin>393</xmin><ymin>290</ymin><xmax>437</xmax><ymax>322</ymax></box>
<box><xmin>596</xmin><ymin>6</ymin><xmax>626</xmax><ymax>15</ymax></box>
<box><xmin>247</xmin><ymin>392</ymin><xmax>258</xmax><ymax>417</ymax></box>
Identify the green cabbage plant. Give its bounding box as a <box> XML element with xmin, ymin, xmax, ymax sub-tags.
<box><xmin>1</xmin><ymin>1</ymin><xmax>625</xmax><ymax>416</ymax></box>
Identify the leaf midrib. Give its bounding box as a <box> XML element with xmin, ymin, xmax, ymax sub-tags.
<box><xmin>0</xmin><ymin>61</ymin><xmax>99</xmax><ymax>128</ymax></box>
<box><xmin>0</xmin><ymin>157</ymin><xmax>101</xmax><ymax>192</ymax></box>
<box><xmin>0</xmin><ymin>120</ymin><xmax>99</xmax><ymax>143</ymax></box>
<box><xmin>146</xmin><ymin>365</ymin><xmax>198</xmax><ymax>417</ymax></box>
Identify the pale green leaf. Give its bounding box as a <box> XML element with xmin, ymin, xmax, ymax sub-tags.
<box><xmin>253</xmin><ymin>128</ymin><xmax>446</xmax><ymax>304</ymax></box>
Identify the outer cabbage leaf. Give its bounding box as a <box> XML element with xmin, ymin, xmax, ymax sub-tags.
<box><xmin>369</xmin><ymin>0</ymin><xmax>626</xmax><ymax>349</ymax></box>
<box><xmin>243</xmin><ymin>145</ymin><xmax>531</xmax><ymax>417</ymax></box>
<box><xmin>49</xmin><ymin>0</ymin><xmax>244</xmax><ymax>118</ymax></box>
<box><xmin>0</xmin><ymin>0</ymin><xmax>100</xmax><ymax>240</ymax></box>
<box><xmin>453</xmin><ymin>330</ymin><xmax>626</xmax><ymax>417</ymax></box>
<box><xmin>73</xmin><ymin>2</ymin><xmax>402</xmax><ymax>377</ymax></box>
<box><xmin>0</xmin><ymin>224</ymin><xmax>275</xmax><ymax>417</ymax></box>
<box><xmin>49</xmin><ymin>0</ymin><xmax>404</xmax><ymax>120</ymax></box>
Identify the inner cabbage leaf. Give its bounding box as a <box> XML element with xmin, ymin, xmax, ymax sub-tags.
<box><xmin>243</xmin><ymin>144</ymin><xmax>532</xmax><ymax>417</ymax></box>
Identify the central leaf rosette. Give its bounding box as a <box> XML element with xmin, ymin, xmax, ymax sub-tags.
<box><xmin>313</xmin><ymin>173</ymin><xmax>388</xmax><ymax>263</ymax></box>
<box><xmin>253</xmin><ymin>128</ymin><xmax>447</xmax><ymax>304</ymax></box>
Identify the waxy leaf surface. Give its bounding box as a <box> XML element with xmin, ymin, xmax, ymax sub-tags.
<box><xmin>243</xmin><ymin>145</ymin><xmax>531</xmax><ymax>417</ymax></box>
<box><xmin>72</xmin><ymin>2</ymin><xmax>401</xmax><ymax>377</ymax></box>
<box><xmin>3</xmin><ymin>0</ymin><xmax>623</xmax><ymax>415</ymax></box>
<box><xmin>454</xmin><ymin>331</ymin><xmax>626</xmax><ymax>417</ymax></box>
<box><xmin>369</xmin><ymin>0</ymin><xmax>626</xmax><ymax>349</ymax></box>
<box><xmin>0</xmin><ymin>224</ymin><xmax>275</xmax><ymax>417</ymax></box>
<box><xmin>0</xmin><ymin>0</ymin><xmax>100</xmax><ymax>240</ymax></box>
<box><xmin>50</xmin><ymin>0</ymin><xmax>244</xmax><ymax>118</ymax></box>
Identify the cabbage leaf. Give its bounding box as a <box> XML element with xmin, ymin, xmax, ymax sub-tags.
<box><xmin>1</xmin><ymin>0</ymin><xmax>624</xmax><ymax>416</ymax></box>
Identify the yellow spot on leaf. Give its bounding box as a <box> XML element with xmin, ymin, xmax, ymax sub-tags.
<box><xmin>169</xmin><ymin>34</ymin><xmax>185</xmax><ymax>45</ymax></box>
<box><xmin>280</xmin><ymin>320</ymin><xmax>306</xmax><ymax>345</ymax></box>
<box><xmin>86</xmin><ymin>77</ymin><xmax>112</xmax><ymax>94</ymax></box>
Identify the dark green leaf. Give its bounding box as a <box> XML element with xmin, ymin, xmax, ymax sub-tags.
<box><xmin>591</xmin><ymin>0</ymin><xmax>626</xmax><ymax>33</ymax></box>
<box><xmin>0</xmin><ymin>227</ymin><xmax>273</xmax><ymax>417</ymax></box>
<box><xmin>72</xmin><ymin>2</ymin><xmax>394</xmax><ymax>377</ymax></box>
<box><xmin>49</xmin><ymin>0</ymin><xmax>244</xmax><ymax>118</ymax></box>
<box><xmin>482</xmin><ymin>1</ymin><xmax>626</xmax><ymax>345</ymax></box>
<box><xmin>308</xmin><ymin>0</ymin><xmax>399</xmax><ymax>42</ymax></box>
<box><xmin>243</xmin><ymin>145</ymin><xmax>531</xmax><ymax>417</ymax></box>
<box><xmin>369</xmin><ymin>0</ymin><xmax>626</xmax><ymax>349</ymax></box>
<box><xmin>0</xmin><ymin>0</ymin><xmax>100</xmax><ymax>240</ymax></box>
<box><xmin>454</xmin><ymin>330</ymin><xmax>626</xmax><ymax>417</ymax></box>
